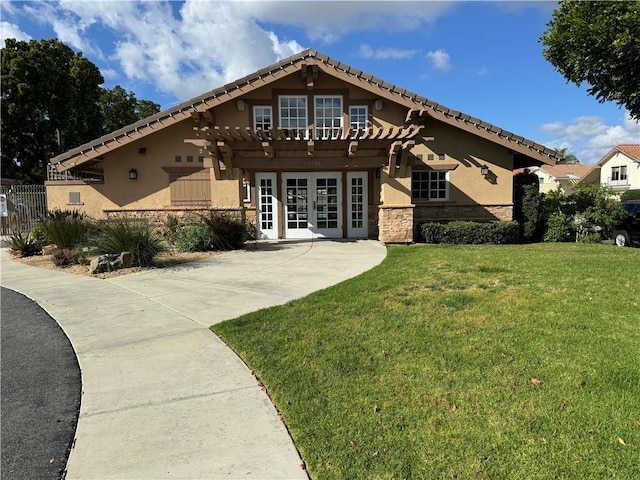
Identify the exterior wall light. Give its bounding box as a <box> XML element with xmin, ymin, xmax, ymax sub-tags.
<box><xmin>129</xmin><ymin>168</ymin><xmax>138</xmax><ymax>180</ymax></box>
<box><xmin>480</xmin><ymin>165</ymin><xmax>489</xmax><ymax>176</ymax></box>
<box><xmin>374</xmin><ymin>99</ymin><xmax>383</xmax><ymax>111</ymax></box>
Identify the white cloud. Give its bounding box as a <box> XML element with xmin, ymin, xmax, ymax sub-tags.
<box><xmin>1</xmin><ymin>21</ymin><xmax>30</xmax><ymax>44</ymax></box>
<box><xmin>469</xmin><ymin>65</ymin><xmax>488</xmax><ymax>77</ymax></box>
<box><xmin>359</xmin><ymin>44</ymin><xmax>418</xmax><ymax>60</ymax></box>
<box><xmin>540</xmin><ymin>112</ymin><xmax>640</xmax><ymax>163</ymax></box>
<box><xmin>10</xmin><ymin>0</ymin><xmax>455</xmax><ymax>102</ymax></box>
<box><xmin>241</xmin><ymin>1</ymin><xmax>454</xmax><ymax>44</ymax></box>
<box><xmin>1</xmin><ymin>21</ymin><xmax>31</xmax><ymax>43</ymax></box>
<box><xmin>426</xmin><ymin>49</ymin><xmax>451</xmax><ymax>72</ymax></box>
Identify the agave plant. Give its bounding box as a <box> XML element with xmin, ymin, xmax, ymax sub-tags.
<box><xmin>8</xmin><ymin>231</ymin><xmax>42</xmax><ymax>258</ymax></box>
<box><xmin>92</xmin><ymin>218</ymin><xmax>165</xmax><ymax>267</ymax></box>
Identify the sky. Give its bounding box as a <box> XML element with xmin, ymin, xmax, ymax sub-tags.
<box><xmin>1</xmin><ymin>0</ymin><xmax>639</xmax><ymax>164</ymax></box>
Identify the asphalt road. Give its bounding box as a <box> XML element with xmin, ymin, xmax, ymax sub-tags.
<box><xmin>1</xmin><ymin>286</ymin><xmax>81</xmax><ymax>480</ymax></box>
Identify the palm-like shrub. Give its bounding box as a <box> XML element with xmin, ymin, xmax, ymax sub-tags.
<box><xmin>92</xmin><ymin>218</ymin><xmax>165</xmax><ymax>267</ymax></box>
<box><xmin>42</xmin><ymin>209</ymin><xmax>91</xmax><ymax>249</ymax></box>
<box><xmin>8</xmin><ymin>231</ymin><xmax>42</xmax><ymax>257</ymax></box>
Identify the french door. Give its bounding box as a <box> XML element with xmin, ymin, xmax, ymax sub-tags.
<box><xmin>282</xmin><ymin>173</ymin><xmax>342</xmax><ymax>239</ymax></box>
<box><xmin>256</xmin><ymin>171</ymin><xmax>368</xmax><ymax>239</ymax></box>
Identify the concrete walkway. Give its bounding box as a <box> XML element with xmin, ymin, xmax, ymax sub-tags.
<box><xmin>0</xmin><ymin>239</ymin><xmax>386</xmax><ymax>479</ymax></box>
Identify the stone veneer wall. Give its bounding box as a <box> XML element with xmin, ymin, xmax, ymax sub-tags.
<box><xmin>104</xmin><ymin>208</ymin><xmax>245</xmax><ymax>226</ymax></box>
<box><xmin>414</xmin><ymin>204</ymin><xmax>513</xmax><ymax>222</ymax></box>
<box><xmin>413</xmin><ymin>204</ymin><xmax>513</xmax><ymax>238</ymax></box>
<box><xmin>378</xmin><ymin>205</ymin><xmax>414</xmax><ymax>243</ymax></box>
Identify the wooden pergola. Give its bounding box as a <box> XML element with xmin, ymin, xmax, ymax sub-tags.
<box><xmin>185</xmin><ymin>116</ymin><xmax>428</xmax><ymax>179</ymax></box>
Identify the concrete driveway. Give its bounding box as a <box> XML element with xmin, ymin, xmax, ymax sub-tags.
<box><xmin>0</xmin><ymin>239</ymin><xmax>386</xmax><ymax>479</ymax></box>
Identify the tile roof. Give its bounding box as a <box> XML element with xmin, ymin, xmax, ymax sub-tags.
<box><xmin>51</xmin><ymin>49</ymin><xmax>561</xmax><ymax>168</ymax></box>
<box><xmin>539</xmin><ymin>164</ymin><xmax>594</xmax><ymax>180</ymax></box>
<box><xmin>615</xmin><ymin>144</ymin><xmax>640</xmax><ymax>162</ymax></box>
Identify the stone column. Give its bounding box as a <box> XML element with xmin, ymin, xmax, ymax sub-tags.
<box><xmin>378</xmin><ymin>167</ymin><xmax>414</xmax><ymax>243</ymax></box>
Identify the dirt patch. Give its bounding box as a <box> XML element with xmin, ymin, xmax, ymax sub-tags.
<box><xmin>12</xmin><ymin>250</ymin><xmax>221</xmax><ymax>279</ymax></box>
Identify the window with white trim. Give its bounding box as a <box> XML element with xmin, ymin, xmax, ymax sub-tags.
<box><xmin>412</xmin><ymin>170</ymin><xmax>449</xmax><ymax>201</ymax></box>
<box><xmin>611</xmin><ymin>166</ymin><xmax>628</xmax><ymax>182</ymax></box>
<box><xmin>253</xmin><ymin>106</ymin><xmax>272</xmax><ymax>131</ymax></box>
<box><xmin>315</xmin><ymin>95</ymin><xmax>343</xmax><ymax>139</ymax></box>
<box><xmin>279</xmin><ymin>96</ymin><xmax>307</xmax><ymax>137</ymax></box>
<box><xmin>349</xmin><ymin>105</ymin><xmax>368</xmax><ymax>133</ymax></box>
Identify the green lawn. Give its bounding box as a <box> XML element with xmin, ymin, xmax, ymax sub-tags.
<box><xmin>213</xmin><ymin>244</ymin><xmax>640</xmax><ymax>479</ymax></box>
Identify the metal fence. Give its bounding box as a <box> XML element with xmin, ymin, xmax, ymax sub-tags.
<box><xmin>0</xmin><ymin>184</ymin><xmax>47</xmax><ymax>235</ymax></box>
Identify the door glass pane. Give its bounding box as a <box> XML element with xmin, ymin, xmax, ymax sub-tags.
<box><xmin>285</xmin><ymin>178</ymin><xmax>309</xmax><ymax>229</ymax></box>
<box><xmin>315</xmin><ymin>176</ymin><xmax>339</xmax><ymax>230</ymax></box>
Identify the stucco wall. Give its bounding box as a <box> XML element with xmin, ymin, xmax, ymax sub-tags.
<box><xmin>600</xmin><ymin>151</ymin><xmax>640</xmax><ymax>191</ymax></box>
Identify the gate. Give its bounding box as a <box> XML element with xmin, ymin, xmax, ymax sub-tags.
<box><xmin>0</xmin><ymin>185</ymin><xmax>47</xmax><ymax>235</ymax></box>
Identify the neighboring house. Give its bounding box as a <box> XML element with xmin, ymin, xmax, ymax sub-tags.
<box><xmin>578</xmin><ymin>145</ymin><xmax>640</xmax><ymax>195</ymax></box>
<box><xmin>527</xmin><ymin>164</ymin><xmax>595</xmax><ymax>195</ymax></box>
<box><xmin>46</xmin><ymin>49</ymin><xmax>560</xmax><ymax>243</ymax></box>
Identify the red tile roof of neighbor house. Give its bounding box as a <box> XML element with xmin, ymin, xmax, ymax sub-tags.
<box><xmin>539</xmin><ymin>164</ymin><xmax>595</xmax><ymax>180</ymax></box>
<box><xmin>50</xmin><ymin>49</ymin><xmax>562</xmax><ymax>169</ymax></box>
<box><xmin>615</xmin><ymin>144</ymin><xmax>640</xmax><ymax>162</ymax></box>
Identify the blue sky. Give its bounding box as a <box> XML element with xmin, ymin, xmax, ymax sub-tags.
<box><xmin>2</xmin><ymin>0</ymin><xmax>638</xmax><ymax>163</ymax></box>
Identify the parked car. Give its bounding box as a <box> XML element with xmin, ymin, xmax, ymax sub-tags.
<box><xmin>613</xmin><ymin>200</ymin><xmax>640</xmax><ymax>247</ymax></box>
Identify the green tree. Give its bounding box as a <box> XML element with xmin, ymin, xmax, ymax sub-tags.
<box><xmin>513</xmin><ymin>170</ymin><xmax>545</xmax><ymax>242</ymax></box>
<box><xmin>100</xmin><ymin>85</ymin><xmax>160</xmax><ymax>133</ymax></box>
<box><xmin>540</xmin><ymin>1</ymin><xmax>640</xmax><ymax>120</ymax></box>
<box><xmin>2</xmin><ymin>38</ymin><xmax>161</xmax><ymax>183</ymax></box>
<box><xmin>556</xmin><ymin>147</ymin><xmax>580</xmax><ymax>165</ymax></box>
<box><xmin>1</xmin><ymin>38</ymin><xmax>104</xmax><ymax>182</ymax></box>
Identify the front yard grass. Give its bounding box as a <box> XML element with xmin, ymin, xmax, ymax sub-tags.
<box><xmin>213</xmin><ymin>243</ymin><xmax>640</xmax><ymax>479</ymax></box>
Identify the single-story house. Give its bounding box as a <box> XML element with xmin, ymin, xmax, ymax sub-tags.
<box><xmin>577</xmin><ymin>145</ymin><xmax>640</xmax><ymax>196</ymax></box>
<box><xmin>46</xmin><ymin>49</ymin><xmax>560</xmax><ymax>243</ymax></box>
<box><xmin>524</xmin><ymin>164</ymin><xmax>595</xmax><ymax>195</ymax></box>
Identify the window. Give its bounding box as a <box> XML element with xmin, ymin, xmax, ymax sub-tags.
<box><xmin>279</xmin><ymin>96</ymin><xmax>307</xmax><ymax>137</ymax></box>
<box><xmin>242</xmin><ymin>179</ymin><xmax>251</xmax><ymax>203</ymax></box>
<box><xmin>68</xmin><ymin>192</ymin><xmax>81</xmax><ymax>204</ymax></box>
<box><xmin>253</xmin><ymin>106</ymin><xmax>272</xmax><ymax>130</ymax></box>
<box><xmin>186</xmin><ymin>155</ymin><xmax>193</xmax><ymax>163</ymax></box>
<box><xmin>315</xmin><ymin>96</ymin><xmax>343</xmax><ymax>139</ymax></box>
<box><xmin>412</xmin><ymin>170</ymin><xmax>449</xmax><ymax>201</ymax></box>
<box><xmin>175</xmin><ymin>155</ymin><xmax>182</xmax><ymax>163</ymax></box>
<box><xmin>611</xmin><ymin>166</ymin><xmax>628</xmax><ymax>182</ymax></box>
<box><xmin>349</xmin><ymin>105</ymin><xmax>368</xmax><ymax>133</ymax></box>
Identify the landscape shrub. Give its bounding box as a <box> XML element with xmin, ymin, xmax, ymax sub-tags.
<box><xmin>8</xmin><ymin>231</ymin><xmax>42</xmax><ymax>257</ymax></box>
<box><xmin>519</xmin><ymin>184</ymin><xmax>546</xmax><ymax>242</ymax></box>
<box><xmin>92</xmin><ymin>218</ymin><xmax>165</xmax><ymax>267</ymax></box>
<box><xmin>620</xmin><ymin>189</ymin><xmax>640</xmax><ymax>201</ymax></box>
<box><xmin>161</xmin><ymin>214</ymin><xmax>181</xmax><ymax>243</ymax></box>
<box><xmin>543</xmin><ymin>213</ymin><xmax>570</xmax><ymax>242</ymax></box>
<box><xmin>513</xmin><ymin>170</ymin><xmax>545</xmax><ymax>242</ymax></box>
<box><xmin>421</xmin><ymin>221</ymin><xmax>519</xmax><ymax>244</ymax></box>
<box><xmin>51</xmin><ymin>248</ymin><xmax>79</xmax><ymax>267</ymax></box>
<box><xmin>42</xmin><ymin>209</ymin><xmax>91</xmax><ymax>249</ymax></box>
<box><xmin>29</xmin><ymin>223</ymin><xmax>50</xmax><ymax>247</ymax></box>
<box><xmin>577</xmin><ymin>232</ymin><xmax>602</xmax><ymax>244</ymax></box>
<box><xmin>543</xmin><ymin>185</ymin><xmax>626</xmax><ymax>241</ymax></box>
<box><xmin>172</xmin><ymin>223</ymin><xmax>215</xmax><ymax>252</ymax></box>
<box><xmin>199</xmin><ymin>211</ymin><xmax>246</xmax><ymax>250</ymax></box>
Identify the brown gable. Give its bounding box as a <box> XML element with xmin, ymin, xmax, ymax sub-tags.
<box><xmin>51</xmin><ymin>49</ymin><xmax>561</xmax><ymax>171</ymax></box>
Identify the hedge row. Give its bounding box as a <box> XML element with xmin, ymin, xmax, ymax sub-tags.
<box><xmin>421</xmin><ymin>221</ymin><xmax>520</xmax><ymax>244</ymax></box>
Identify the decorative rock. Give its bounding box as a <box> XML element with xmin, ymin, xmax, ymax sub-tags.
<box><xmin>89</xmin><ymin>252</ymin><xmax>132</xmax><ymax>274</ymax></box>
<box><xmin>43</xmin><ymin>244</ymin><xmax>57</xmax><ymax>255</ymax></box>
